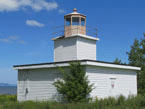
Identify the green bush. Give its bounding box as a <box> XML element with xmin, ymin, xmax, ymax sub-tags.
<box><xmin>117</xmin><ymin>95</ymin><xmax>126</xmax><ymax>105</ymax></box>
<box><xmin>106</xmin><ymin>97</ymin><xmax>117</xmax><ymax>106</ymax></box>
<box><xmin>53</xmin><ymin>62</ymin><xmax>94</xmax><ymax>103</ymax></box>
<box><xmin>126</xmin><ymin>94</ymin><xmax>145</xmax><ymax>107</ymax></box>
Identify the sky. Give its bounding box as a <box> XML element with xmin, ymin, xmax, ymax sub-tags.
<box><xmin>0</xmin><ymin>0</ymin><xmax>145</xmax><ymax>84</ymax></box>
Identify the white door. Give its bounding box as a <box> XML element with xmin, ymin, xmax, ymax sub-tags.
<box><xmin>109</xmin><ymin>78</ymin><xmax>116</xmax><ymax>97</ymax></box>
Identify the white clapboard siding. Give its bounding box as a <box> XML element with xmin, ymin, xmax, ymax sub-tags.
<box><xmin>77</xmin><ymin>37</ymin><xmax>96</xmax><ymax>60</ymax></box>
<box><xmin>54</xmin><ymin>36</ymin><xmax>97</xmax><ymax>62</ymax></box>
<box><xmin>87</xmin><ymin>73</ymin><xmax>109</xmax><ymax>99</ymax></box>
<box><xmin>18</xmin><ymin>68</ymin><xmax>62</xmax><ymax>101</ymax></box>
<box><xmin>86</xmin><ymin>66</ymin><xmax>137</xmax><ymax>99</ymax></box>
<box><xmin>18</xmin><ymin>65</ymin><xmax>137</xmax><ymax>101</ymax></box>
<box><xmin>54</xmin><ymin>37</ymin><xmax>77</xmax><ymax>62</ymax></box>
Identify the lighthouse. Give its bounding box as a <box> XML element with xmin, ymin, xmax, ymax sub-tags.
<box><xmin>13</xmin><ymin>9</ymin><xmax>140</xmax><ymax>102</ymax></box>
<box><xmin>64</xmin><ymin>8</ymin><xmax>86</xmax><ymax>37</ymax></box>
<box><xmin>53</xmin><ymin>9</ymin><xmax>99</xmax><ymax>62</ymax></box>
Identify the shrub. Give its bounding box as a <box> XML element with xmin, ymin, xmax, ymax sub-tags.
<box><xmin>53</xmin><ymin>62</ymin><xmax>94</xmax><ymax>103</ymax></box>
<box><xmin>117</xmin><ymin>95</ymin><xmax>126</xmax><ymax>105</ymax></box>
<box><xmin>107</xmin><ymin>97</ymin><xmax>117</xmax><ymax>106</ymax></box>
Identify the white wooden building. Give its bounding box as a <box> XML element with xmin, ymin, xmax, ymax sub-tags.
<box><xmin>13</xmin><ymin>9</ymin><xmax>141</xmax><ymax>101</ymax></box>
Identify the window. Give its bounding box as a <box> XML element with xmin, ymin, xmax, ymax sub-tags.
<box><xmin>65</xmin><ymin>17</ymin><xmax>71</xmax><ymax>26</ymax></box>
<box><xmin>72</xmin><ymin>17</ymin><xmax>79</xmax><ymax>25</ymax></box>
<box><xmin>81</xmin><ymin>18</ymin><xmax>85</xmax><ymax>26</ymax></box>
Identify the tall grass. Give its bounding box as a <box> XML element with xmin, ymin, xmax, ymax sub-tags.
<box><xmin>0</xmin><ymin>94</ymin><xmax>145</xmax><ymax>109</ymax></box>
<box><xmin>0</xmin><ymin>94</ymin><xmax>17</xmax><ymax>104</ymax></box>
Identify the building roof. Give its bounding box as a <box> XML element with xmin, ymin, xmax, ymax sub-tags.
<box><xmin>52</xmin><ymin>34</ymin><xmax>100</xmax><ymax>41</ymax></box>
<box><xmin>64</xmin><ymin>8</ymin><xmax>86</xmax><ymax>17</ymax></box>
<box><xmin>13</xmin><ymin>59</ymin><xmax>141</xmax><ymax>71</ymax></box>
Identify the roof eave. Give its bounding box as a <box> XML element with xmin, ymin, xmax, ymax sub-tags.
<box><xmin>13</xmin><ymin>60</ymin><xmax>141</xmax><ymax>71</ymax></box>
<box><xmin>52</xmin><ymin>34</ymin><xmax>100</xmax><ymax>41</ymax></box>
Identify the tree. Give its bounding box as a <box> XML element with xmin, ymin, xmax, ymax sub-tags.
<box><xmin>53</xmin><ymin>62</ymin><xmax>94</xmax><ymax>103</ymax></box>
<box><xmin>127</xmin><ymin>33</ymin><xmax>145</xmax><ymax>94</ymax></box>
<box><xmin>113</xmin><ymin>58</ymin><xmax>122</xmax><ymax>64</ymax></box>
<box><xmin>113</xmin><ymin>58</ymin><xmax>126</xmax><ymax>64</ymax></box>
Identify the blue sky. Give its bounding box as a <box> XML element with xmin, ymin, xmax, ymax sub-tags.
<box><xmin>0</xmin><ymin>0</ymin><xmax>145</xmax><ymax>84</ymax></box>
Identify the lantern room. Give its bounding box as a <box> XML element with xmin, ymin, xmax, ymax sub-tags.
<box><xmin>64</xmin><ymin>9</ymin><xmax>86</xmax><ymax>37</ymax></box>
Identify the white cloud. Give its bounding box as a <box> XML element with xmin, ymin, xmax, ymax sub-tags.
<box><xmin>8</xmin><ymin>36</ymin><xmax>19</xmax><ymax>40</ymax></box>
<box><xmin>0</xmin><ymin>0</ymin><xmax>58</xmax><ymax>12</ymax></box>
<box><xmin>58</xmin><ymin>9</ymin><xmax>66</xmax><ymax>14</ymax></box>
<box><xmin>0</xmin><ymin>0</ymin><xmax>19</xmax><ymax>12</ymax></box>
<box><xmin>0</xmin><ymin>38</ymin><xmax>9</xmax><ymax>42</ymax></box>
<box><xmin>0</xmin><ymin>36</ymin><xmax>25</xmax><ymax>44</ymax></box>
<box><xmin>26</xmin><ymin>20</ymin><xmax>44</xmax><ymax>27</ymax></box>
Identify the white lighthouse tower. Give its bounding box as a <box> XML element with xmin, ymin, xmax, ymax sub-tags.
<box><xmin>53</xmin><ymin>9</ymin><xmax>99</xmax><ymax>62</ymax></box>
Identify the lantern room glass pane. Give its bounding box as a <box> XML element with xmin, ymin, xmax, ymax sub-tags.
<box><xmin>72</xmin><ymin>17</ymin><xmax>79</xmax><ymax>25</ymax></box>
<box><xmin>81</xmin><ymin>18</ymin><xmax>85</xmax><ymax>26</ymax></box>
<box><xmin>65</xmin><ymin>17</ymin><xmax>71</xmax><ymax>26</ymax></box>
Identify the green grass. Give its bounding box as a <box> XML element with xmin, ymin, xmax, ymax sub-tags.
<box><xmin>0</xmin><ymin>94</ymin><xmax>145</xmax><ymax>109</ymax></box>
